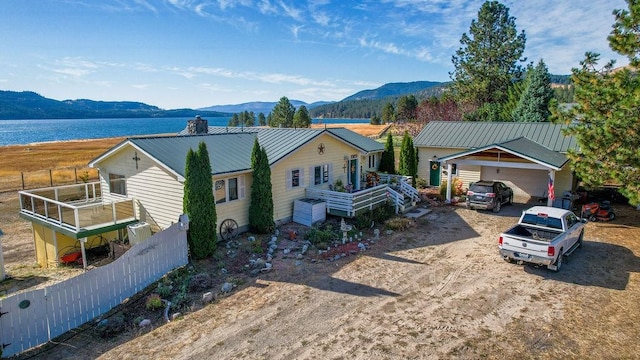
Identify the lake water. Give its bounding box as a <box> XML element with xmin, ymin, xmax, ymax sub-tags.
<box><xmin>0</xmin><ymin>117</ymin><xmax>369</xmax><ymax>146</ymax></box>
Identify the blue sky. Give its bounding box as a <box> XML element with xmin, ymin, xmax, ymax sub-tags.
<box><xmin>0</xmin><ymin>0</ymin><xmax>628</xmax><ymax>109</ymax></box>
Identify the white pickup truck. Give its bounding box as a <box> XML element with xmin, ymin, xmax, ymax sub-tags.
<box><xmin>498</xmin><ymin>206</ymin><xmax>586</xmax><ymax>272</ymax></box>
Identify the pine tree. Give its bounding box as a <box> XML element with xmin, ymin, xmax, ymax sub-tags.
<box><xmin>557</xmin><ymin>1</ymin><xmax>640</xmax><ymax>206</ymax></box>
<box><xmin>512</xmin><ymin>59</ymin><xmax>553</xmax><ymax>122</ymax></box>
<box><xmin>249</xmin><ymin>138</ymin><xmax>275</xmax><ymax>233</ymax></box>
<box><xmin>398</xmin><ymin>131</ymin><xmax>417</xmax><ymax>183</ymax></box>
<box><xmin>378</xmin><ymin>133</ymin><xmax>396</xmax><ymax>174</ymax></box>
<box><xmin>450</xmin><ymin>1</ymin><xmax>527</xmax><ymax>121</ymax></box>
<box><xmin>293</xmin><ymin>105</ymin><xmax>311</xmax><ymax>128</ymax></box>
<box><xmin>258</xmin><ymin>112</ymin><xmax>267</xmax><ymax>126</ymax></box>
<box><xmin>396</xmin><ymin>95</ymin><xmax>418</xmax><ymax>122</ymax></box>
<box><xmin>183</xmin><ymin>142</ymin><xmax>217</xmax><ymax>259</ymax></box>
<box><xmin>271</xmin><ymin>96</ymin><xmax>295</xmax><ymax>128</ymax></box>
<box><xmin>381</xmin><ymin>102</ymin><xmax>395</xmax><ymax>123</ymax></box>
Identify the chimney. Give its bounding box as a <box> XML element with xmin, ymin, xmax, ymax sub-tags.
<box><xmin>187</xmin><ymin>115</ymin><xmax>208</xmax><ymax>135</ymax></box>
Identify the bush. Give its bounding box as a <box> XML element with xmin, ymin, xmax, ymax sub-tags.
<box><xmin>414</xmin><ymin>177</ymin><xmax>427</xmax><ymax>189</ymax></box>
<box><xmin>306</xmin><ymin>226</ymin><xmax>335</xmax><ymax>245</ymax></box>
<box><xmin>439</xmin><ymin>177</ymin><xmax>464</xmax><ymax>198</ymax></box>
<box><xmin>384</xmin><ymin>217</ymin><xmax>413</xmax><ymax>231</ymax></box>
<box><xmin>145</xmin><ymin>293</ymin><xmax>163</xmax><ymax>310</ymax></box>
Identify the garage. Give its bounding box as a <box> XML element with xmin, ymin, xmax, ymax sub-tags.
<box><xmin>480</xmin><ymin>166</ymin><xmax>548</xmax><ymax>203</ymax></box>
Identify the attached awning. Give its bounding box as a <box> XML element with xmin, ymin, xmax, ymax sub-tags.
<box><xmin>437</xmin><ymin>137</ymin><xmax>569</xmax><ymax>171</ymax></box>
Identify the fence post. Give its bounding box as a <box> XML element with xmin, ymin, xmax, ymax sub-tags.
<box><xmin>74</xmin><ymin>168</ymin><xmax>78</xmax><ymax>184</ymax></box>
<box><xmin>21</xmin><ymin>172</ymin><xmax>25</xmax><ymax>190</ymax></box>
<box><xmin>49</xmin><ymin>169</ymin><xmax>53</xmax><ymax>187</ymax></box>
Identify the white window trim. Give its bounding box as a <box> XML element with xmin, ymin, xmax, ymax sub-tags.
<box><xmin>286</xmin><ymin>168</ymin><xmax>304</xmax><ymax>190</ymax></box>
<box><xmin>215</xmin><ymin>175</ymin><xmax>245</xmax><ymax>204</ymax></box>
<box><xmin>311</xmin><ymin>163</ymin><xmax>333</xmax><ymax>186</ymax></box>
<box><xmin>108</xmin><ymin>173</ymin><xmax>127</xmax><ymax>197</ymax></box>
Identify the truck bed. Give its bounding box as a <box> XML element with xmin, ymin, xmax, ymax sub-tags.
<box><xmin>504</xmin><ymin>225</ymin><xmax>562</xmax><ymax>242</ymax></box>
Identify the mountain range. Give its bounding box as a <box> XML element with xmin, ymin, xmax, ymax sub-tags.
<box><xmin>0</xmin><ymin>80</ymin><xmax>446</xmax><ymax>120</ymax></box>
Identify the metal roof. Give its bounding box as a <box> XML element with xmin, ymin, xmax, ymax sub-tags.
<box><xmin>438</xmin><ymin>137</ymin><xmax>569</xmax><ymax>170</ymax></box>
<box><xmin>91</xmin><ymin>127</ymin><xmax>383</xmax><ymax>178</ymax></box>
<box><xmin>413</xmin><ymin>121</ymin><xmax>578</xmax><ymax>153</ymax></box>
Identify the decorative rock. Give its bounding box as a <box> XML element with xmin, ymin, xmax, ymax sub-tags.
<box><xmin>274</xmin><ymin>229</ymin><xmax>279</xmax><ymax>236</ymax></box>
<box><xmin>334</xmin><ymin>255</ymin><xmax>341</xmax><ymax>261</ymax></box>
<box><xmin>253</xmin><ymin>258</ymin><xmax>266</xmax><ymax>269</ymax></box>
<box><xmin>295</xmin><ymin>260</ymin><xmax>302</xmax><ymax>266</ymax></box>
<box><xmin>248</xmin><ymin>236</ymin><xmax>256</xmax><ymax>242</ymax></box>
<box><xmin>139</xmin><ymin>319</ymin><xmax>151</xmax><ymax>327</ymax></box>
<box><xmin>283</xmin><ymin>248</ymin><xmax>290</xmax><ymax>255</ymax></box>
<box><xmin>220</xmin><ymin>268</ymin><xmax>228</xmax><ymax>274</ymax></box>
<box><xmin>202</xmin><ymin>292</ymin><xmax>214</xmax><ymax>303</ymax></box>
<box><xmin>296</xmin><ymin>253</ymin><xmax>304</xmax><ymax>260</ymax></box>
<box><xmin>358</xmin><ymin>242</ymin><xmax>366</xmax><ymax>251</ymax></box>
<box><xmin>301</xmin><ymin>244</ymin><xmax>309</xmax><ymax>254</ymax></box>
<box><xmin>386</xmin><ymin>229</ymin><xmax>394</xmax><ymax>235</ymax></box>
<box><xmin>261</xmin><ymin>263</ymin><xmax>273</xmax><ymax>272</ymax></box>
<box><xmin>221</xmin><ymin>282</ymin><xmax>234</xmax><ymax>293</ymax></box>
<box><xmin>171</xmin><ymin>313</ymin><xmax>181</xmax><ymax>321</ymax></box>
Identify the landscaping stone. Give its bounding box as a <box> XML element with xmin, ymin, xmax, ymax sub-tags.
<box><xmin>202</xmin><ymin>292</ymin><xmax>214</xmax><ymax>304</ymax></box>
<box><xmin>139</xmin><ymin>319</ymin><xmax>151</xmax><ymax>327</ymax></box>
<box><xmin>221</xmin><ymin>282</ymin><xmax>234</xmax><ymax>293</ymax></box>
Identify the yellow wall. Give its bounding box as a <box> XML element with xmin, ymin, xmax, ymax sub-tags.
<box><xmin>270</xmin><ymin>133</ymin><xmax>369</xmax><ymax>224</ymax></box>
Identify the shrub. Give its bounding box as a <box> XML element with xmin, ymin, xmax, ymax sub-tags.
<box><xmin>439</xmin><ymin>177</ymin><xmax>464</xmax><ymax>198</ymax></box>
<box><xmin>145</xmin><ymin>293</ymin><xmax>163</xmax><ymax>310</ymax></box>
<box><xmin>414</xmin><ymin>177</ymin><xmax>427</xmax><ymax>189</ymax></box>
<box><xmin>384</xmin><ymin>217</ymin><xmax>413</xmax><ymax>231</ymax></box>
<box><xmin>306</xmin><ymin>226</ymin><xmax>335</xmax><ymax>245</ymax></box>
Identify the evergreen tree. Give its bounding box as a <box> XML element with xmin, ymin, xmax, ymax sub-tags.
<box><xmin>396</xmin><ymin>95</ymin><xmax>418</xmax><ymax>122</ymax></box>
<box><xmin>512</xmin><ymin>59</ymin><xmax>553</xmax><ymax>122</ymax></box>
<box><xmin>270</xmin><ymin>96</ymin><xmax>295</xmax><ymax>127</ymax></box>
<box><xmin>556</xmin><ymin>0</ymin><xmax>640</xmax><ymax>205</ymax></box>
<box><xmin>381</xmin><ymin>102</ymin><xmax>395</xmax><ymax>123</ymax></box>
<box><xmin>249</xmin><ymin>138</ymin><xmax>275</xmax><ymax>233</ymax></box>
<box><xmin>258</xmin><ymin>112</ymin><xmax>267</xmax><ymax>126</ymax></box>
<box><xmin>378</xmin><ymin>133</ymin><xmax>396</xmax><ymax>174</ymax></box>
<box><xmin>228</xmin><ymin>113</ymin><xmax>240</xmax><ymax>126</ymax></box>
<box><xmin>183</xmin><ymin>142</ymin><xmax>217</xmax><ymax>259</ymax></box>
<box><xmin>293</xmin><ymin>105</ymin><xmax>312</xmax><ymax>128</ymax></box>
<box><xmin>450</xmin><ymin>1</ymin><xmax>527</xmax><ymax>121</ymax></box>
<box><xmin>398</xmin><ymin>131</ymin><xmax>417</xmax><ymax>183</ymax></box>
<box><xmin>500</xmin><ymin>79</ymin><xmax>526</xmax><ymax>121</ymax></box>
<box><xmin>370</xmin><ymin>114</ymin><xmax>381</xmax><ymax>125</ymax></box>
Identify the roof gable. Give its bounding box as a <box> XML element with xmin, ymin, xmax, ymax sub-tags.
<box><xmin>414</xmin><ymin>121</ymin><xmax>578</xmax><ymax>153</ymax></box>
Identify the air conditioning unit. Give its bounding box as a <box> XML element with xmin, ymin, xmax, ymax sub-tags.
<box><xmin>127</xmin><ymin>222</ymin><xmax>152</xmax><ymax>245</ymax></box>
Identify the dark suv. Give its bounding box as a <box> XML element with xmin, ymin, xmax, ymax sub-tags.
<box><xmin>466</xmin><ymin>180</ymin><xmax>513</xmax><ymax>213</ymax></box>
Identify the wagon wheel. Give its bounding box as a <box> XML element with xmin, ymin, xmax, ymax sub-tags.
<box><xmin>219</xmin><ymin>218</ymin><xmax>239</xmax><ymax>241</ymax></box>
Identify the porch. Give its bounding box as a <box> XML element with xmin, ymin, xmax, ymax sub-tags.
<box><xmin>306</xmin><ymin>173</ymin><xmax>421</xmax><ymax>218</ymax></box>
<box><xmin>18</xmin><ymin>182</ymin><xmax>139</xmax><ymax>239</ymax></box>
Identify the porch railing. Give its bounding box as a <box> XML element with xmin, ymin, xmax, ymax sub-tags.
<box><xmin>19</xmin><ymin>182</ymin><xmax>137</xmax><ymax>234</ymax></box>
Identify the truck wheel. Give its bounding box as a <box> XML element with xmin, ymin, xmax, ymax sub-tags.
<box><xmin>508</xmin><ymin>195</ymin><xmax>513</xmax><ymax>205</ymax></box>
<box><xmin>493</xmin><ymin>200</ymin><xmax>501</xmax><ymax>213</ymax></box>
<box><xmin>578</xmin><ymin>230</ymin><xmax>584</xmax><ymax>248</ymax></box>
<box><xmin>549</xmin><ymin>251</ymin><xmax>563</xmax><ymax>272</ymax></box>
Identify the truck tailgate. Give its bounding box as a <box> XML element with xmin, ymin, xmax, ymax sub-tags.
<box><xmin>500</xmin><ymin>235</ymin><xmax>550</xmax><ymax>259</ymax></box>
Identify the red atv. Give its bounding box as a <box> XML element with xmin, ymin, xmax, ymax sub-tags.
<box><xmin>581</xmin><ymin>201</ymin><xmax>616</xmax><ymax>221</ymax></box>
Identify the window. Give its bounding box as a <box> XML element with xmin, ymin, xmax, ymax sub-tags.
<box><xmin>215</xmin><ymin>176</ymin><xmax>245</xmax><ymax>204</ymax></box>
<box><xmin>292</xmin><ymin>169</ymin><xmax>300</xmax><ymax>187</ymax></box>
<box><xmin>451</xmin><ymin>163</ymin><xmax>457</xmax><ymax>175</ymax></box>
<box><xmin>313</xmin><ymin>164</ymin><xmax>330</xmax><ymax>185</ymax></box>
<box><xmin>287</xmin><ymin>168</ymin><xmax>304</xmax><ymax>190</ymax></box>
<box><xmin>368</xmin><ymin>154</ymin><xmax>377</xmax><ymax>169</ymax></box>
<box><xmin>109</xmin><ymin>173</ymin><xmax>126</xmax><ymax>196</ymax></box>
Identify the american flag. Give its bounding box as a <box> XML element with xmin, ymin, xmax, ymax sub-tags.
<box><xmin>548</xmin><ymin>175</ymin><xmax>555</xmax><ymax>202</ymax></box>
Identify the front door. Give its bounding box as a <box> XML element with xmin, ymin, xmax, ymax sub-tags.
<box><xmin>429</xmin><ymin>161</ymin><xmax>440</xmax><ymax>186</ymax></box>
<box><xmin>349</xmin><ymin>158</ymin><xmax>358</xmax><ymax>189</ymax></box>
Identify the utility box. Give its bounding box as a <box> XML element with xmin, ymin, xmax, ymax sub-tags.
<box><xmin>127</xmin><ymin>222</ymin><xmax>152</xmax><ymax>245</ymax></box>
<box><xmin>293</xmin><ymin>198</ymin><xmax>326</xmax><ymax>226</ymax></box>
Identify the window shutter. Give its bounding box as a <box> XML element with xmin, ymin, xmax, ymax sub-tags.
<box><xmin>310</xmin><ymin>166</ymin><xmax>315</xmax><ymax>186</ymax></box>
<box><xmin>286</xmin><ymin>169</ymin><xmax>292</xmax><ymax>190</ymax></box>
<box><xmin>328</xmin><ymin>163</ymin><xmax>333</xmax><ymax>185</ymax></box>
<box><xmin>238</xmin><ymin>175</ymin><xmax>245</xmax><ymax>199</ymax></box>
<box><xmin>299</xmin><ymin>168</ymin><xmax>304</xmax><ymax>187</ymax></box>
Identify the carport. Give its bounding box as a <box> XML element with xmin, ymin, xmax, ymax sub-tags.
<box><xmin>437</xmin><ymin>137</ymin><xmax>570</xmax><ymax>206</ymax></box>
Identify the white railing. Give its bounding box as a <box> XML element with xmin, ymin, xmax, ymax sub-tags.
<box><xmin>19</xmin><ymin>182</ymin><xmax>136</xmax><ymax>233</ymax></box>
<box><xmin>307</xmin><ymin>184</ymin><xmax>390</xmax><ymax>217</ymax></box>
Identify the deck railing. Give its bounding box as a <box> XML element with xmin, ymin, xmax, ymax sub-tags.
<box><xmin>19</xmin><ymin>182</ymin><xmax>137</xmax><ymax>234</ymax></box>
<box><xmin>306</xmin><ymin>174</ymin><xmax>419</xmax><ymax>217</ymax></box>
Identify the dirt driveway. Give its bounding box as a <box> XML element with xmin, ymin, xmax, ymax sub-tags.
<box><xmin>6</xmin><ymin>195</ymin><xmax>640</xmax><ymax>359</ymax></box>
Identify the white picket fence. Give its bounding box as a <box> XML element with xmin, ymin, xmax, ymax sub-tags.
<box><xmin>0</xmin><ymin>222</ymin><xmax>189</xmax><ymax>358</ymax></box>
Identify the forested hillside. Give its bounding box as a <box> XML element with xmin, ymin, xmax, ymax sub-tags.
<box><xmin>0</xmin><ymin>91</ymin><xmax>229</xmax><ymax>119</ymax></box>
